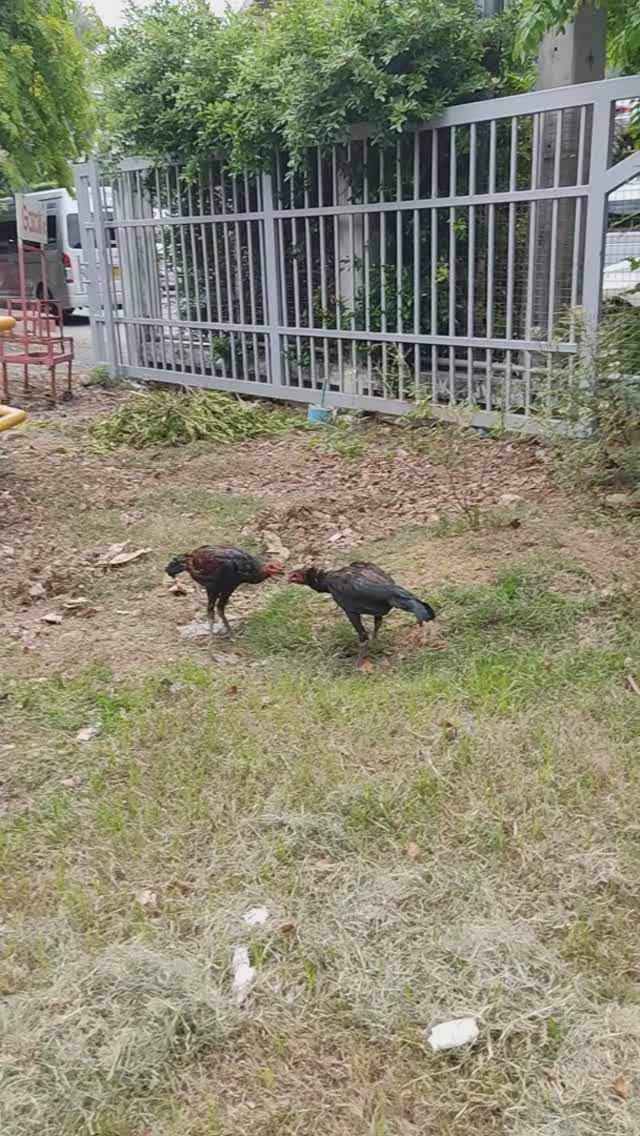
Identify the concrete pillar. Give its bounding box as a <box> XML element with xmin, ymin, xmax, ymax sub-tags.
<box><xmin>337</xmin><ymin>169</ymin><xmax>363</xmax><ymax>394</ymax></box>
<box><xmin>535</xmin><ymin>2</ymin><xmax>606</xmax><ymax>90</ymax></box>
<box><xmin>531</xmin><ymin>3</ymin><xmax>607</xmax><ymax>329</ymax></box>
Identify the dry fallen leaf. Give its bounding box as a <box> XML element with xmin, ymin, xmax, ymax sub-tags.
<box><xmin>407</xmin><ymin>841</ymin><xmax>420</xmax><ymax>861</ymax></box>
<box><xmin>358</xmin><ymin>658</ymin><xmax>375</xmax><ymax>674</ymax></box>
<box><xmin>226</xmin><ymin>685</ymin><xmax>238</xmax><ymax>698</ymax></box>
<box><xmin>109</xmin><ymin>548</ymin><xmax>152</xmax><ymax>567</ymax></box>
<box><xmin>98</xmin><ymin>541</ymin><xmax>129</xmax><ymax>565</ymax></box>
<box><xmin>210</xmin><ymin>649</ymin><xmax>241</xmax><ymax>665</ymax></box>
<box><xmin>168</xmin><ymin>580</ymin><xmax>189</xmax><ymax>596</ymax></box>
<box><xmin>263</xmin><ymin>530</ymin><xmax>291</xmax><ymax>561</ymax></box>
<box><xmin>610</xmin><ymin>1074</ymin><xmax>629</xmax><ymax>1100</ymax></box>
<box><xmin>625</xmin><ymin>675</ymin><xmax>640</xmax><ymax>697</ymax></box>
<box><xmin>278</xmin><ymin>920</ymin><xmax>296</xmax><ymax>934</ymax></box>
<box><xmin>41</xmin><ymin>612</ymin><xmax>62</xmax><ymax>624</ymax></box>
<box><xmin>171</xmin><ymin>879</ymin><xmax>195</xmax><ymax>896</ymax></box>
<box><xmin>440</xmin><ymin>719</ymin><xmax>458</xmax><ymax>741</ymax></box>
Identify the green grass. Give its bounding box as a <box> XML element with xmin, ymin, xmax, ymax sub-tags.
<box><xmin>2</xmin><ymin>543</ymin><xmax>640</xmax><ymax>1133</ymax></box>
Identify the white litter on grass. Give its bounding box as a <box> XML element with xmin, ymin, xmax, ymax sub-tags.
<box><xmin>75</xmin><ymin>725</ymin><xmax>101</xmax><ymax>743</ymax></box>
<box><xmin>231</xmin><ymin>946</ymin><xmax>256</xmax><ymax>1004</ymax></box>
<box><xmin>243</xmin><ymin>906</ymin><xmax>269</xmax><ymax>927</ymax></box>
<box><xmin>427</xmin><ymin>1017</ymin><xmax>479</xmax><ymax>1052</ymax></box>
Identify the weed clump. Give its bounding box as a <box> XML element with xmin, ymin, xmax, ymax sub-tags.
<box><xmin>91</xmin><ymin>389</ymin><xmax>298</xmax><ymax>448</ymax></box>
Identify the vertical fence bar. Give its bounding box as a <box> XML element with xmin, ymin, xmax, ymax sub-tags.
<box><xmin>245</xmin><ymin>174</ymin><xmax>260</xmax><ymax>382</ymax></box>
<box><xmin>232</xmin><ymin>175</ymin><xmax>249</xmax><ymax>382</ymax></box>
<box><xmin>290</xmin><ymin>170</ymin><xmax>303</xmax><ymax>386</ymax></box>
<box><xmin>120</xmin><ymin>172</ymin><xmax>140</xmax><ymax>368</ymax></box>
<box><xmin>176</xmin><ymin>167</ymin><xmax>195</xmax><ymax>374</ymax></box>
<box><xmin>467</xmin><ymin>123</ymin><xmax>476</xmax><ymax>402</ymax></box>
<box><xmin>199</xmin><ymin>170</ymin><xmax>213</xmax><ymax>377</ymax></box>
<box><xmin>278</xmin><ymin>204</ymin><xmax>290</xmax><ymax>384</ymax></box>
<box><xmin>332</xmin><ymin>146</ymin><xmax>344</xmax><ymax>392</ymax></box>
<box><xmin>570</xmin><ymin>106</ymin><xmax>587</xmax><ymax>332</ymax></box>
<box><xmin>448</xmin><ymin>126</ymin><xmax>457</xmax><ymax>403</ymax></box>
<box><xmin>169</xmin><ymin>170</ymin><xmax>186</xmax><ymax>371</ymax></box>
<box><xmin>86</xmin><ymin>162</ymin><xmax>118</xmax><ymax>374</ymax></box>
<box><xmin>547</xmin><ymin>110</ymin><xmax>562</xmax><ymax>331</ymax></box>
<box><xmin>348</xmin><ymin>143</ymin><xmax>358</xmax><ymax>396</ymax></box>
<box><xmin>545</xmin><ymin>109</ymin><xmax>563</xmax><ymax>406</ymax></box>
<box><xmin>567</xmin><ymin>96</ymin><xmax>611</xmax><ymax>396</ymax></box>
<box><xmin>363</xmin><ymin>139</ymin><xmax>372</xmax><ymax>396</ymax></box>
<box><xmin>275</xmin><ymin>156</ymin><xmax>290</xmax><ymax>385</ymax></box>
<box><xmin>318</xmin><ymin>147</ymin><xmax>329</xmax><ymax>391</ymax></box>
<box><xmin>303</xmin><ymin>169</ymin><xmax>317</xmax><ymax>389</ymax></box>
<box><xmin>485</xmin><ymin>118</ymin><xmax>496</xmax><ymax>412</ymax></box>
<box><xmin>258</xmin><ymin>195</ymin><xmax>271</xmax><ymax>383</ymax></box>
<box><xmin>379</xmin><ymin>147</ymin><xmax>388</xmax><ymax>393</ymax></box>
<box><xmin>187</xmin><ymin>178</ymin><xmax>206</xmax><ymax>374</ymax></box>
<box><xmin>413</xmin><ymin>130</ymin><xmax>421</xmax><ymax>399</ymax></box>
<box><xmin>524</xmin><ymin>113</ymin><xmax>541</xmax><ymax>415</ymax></box>
<box><xmin>74</xmin><ymin>164</ymin><xmax>108</xmax><ymax>367</ymax></box>
<box><xmin>261</xmin><ymin>167</ymin><xmax>283</xmax><ymax>387</ymax></box>
<box><xmin>156</xmin><ymin>168</ymin><xmax>175</xmax><ymax>370</ymax></box>
<box><xmin>134</xmin><ymin>171</ymin><xmax>155</xmax><ymax>371</ymax></box>
<box><xmin>115</xmin><ymin>172</ymin><xmax>138</xmax><ymax>369</ymax></box>
<box><xmin>430</xmin><ymin>129</ymin><xmax>438</xmax><ymax>402</ymax></box>
<box><xmin>122</xmin><ymin>171</ymin><xmax>144</xmax><ymax>369</ymax></box>
<box><xmin>220</xmin><ymin>166</ymin><xmax>237</xmax><ymax>381</ymax></box>
<box><xmin>208</xmin><ymin>163</ymin><xmax>227</xmax><ymax>380</ymax></box>
<box><xmin>505</xmin><ymin>116</ymin><xmax>517</xmax><ymax>414</ymax></box>
<box><xmin>395</xmin><ymin>140</ymin><xmax>405</xmax><ymax>400</ymax></box>
<box><xmin>147</xmin><ymin>173</ymin><xmax>167</xmax><ymax>372</ymax></box>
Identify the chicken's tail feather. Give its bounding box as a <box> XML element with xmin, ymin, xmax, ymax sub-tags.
<box><xmin>390</xmin><ymin>587</ymin><xmax>435</xmax><ymax>623</ymax></box>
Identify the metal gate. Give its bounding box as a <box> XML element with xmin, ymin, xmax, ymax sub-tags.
<box><xmin>74</xmin><ymin>74</ymin><xmax>640</xmax><ymax>430</ymax></box>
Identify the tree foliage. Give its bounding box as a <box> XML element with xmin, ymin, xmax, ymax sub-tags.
<box><xmin>0</xmin><ymin>0</ymin><xmax>95</xmax><ymax>195</ymax></box>
<box><xmin>101</xmin><ymin>0</ymin><xmax>523</xmax><ymax>173</ymax></box>
<box><xmin>515</xmin><ymin>0</ymin><xmax>640</xmax><ymax>74</ymax></box>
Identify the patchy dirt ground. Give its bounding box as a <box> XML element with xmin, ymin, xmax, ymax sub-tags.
<box><xmin>1</xmin><ymin>379</ymin><xmax>638</xmax><ymax>677</ymax></box>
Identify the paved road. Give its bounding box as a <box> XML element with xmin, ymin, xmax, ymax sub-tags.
<box><xmin>66</xmin><ymin>315</ymin><xmax>95</xmax><ymax>371</ymax></box>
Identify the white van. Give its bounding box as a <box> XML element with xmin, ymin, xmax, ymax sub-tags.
<box><xmin>0</xmin><ymin>188</ymin><xmax>121</xmax><ymax>319</ymax></box>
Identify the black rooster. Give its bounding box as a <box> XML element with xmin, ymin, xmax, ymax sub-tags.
<box><xmin>288</xmin><ymin>560</ymin><xmax>435</xmax><ymax>663</ymax></box>
<box><xmin>166</xmin><ymin>545</ymin><xmax>283</xmax><ymax>648</ymax></box>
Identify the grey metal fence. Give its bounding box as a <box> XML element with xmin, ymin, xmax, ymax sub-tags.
<box><xmin>74</xmin><ymin>74</ymin><xmax>640</xmax><ymax>430</ymax></box>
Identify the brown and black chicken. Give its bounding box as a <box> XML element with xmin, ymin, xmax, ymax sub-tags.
<box><xmin>288</xmin><ymin>560</ymin><xmax>435</xmax><ymax>663</ymax></box>
<box><xmin>166</xmin><ymin>545</ymin><xmax>283</xmax><ymax>650</ymax></box>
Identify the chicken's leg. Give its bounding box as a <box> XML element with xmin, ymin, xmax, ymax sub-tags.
<box><xmin>206</xmin><ymin>589</ymin><xmax>219</xmax><ymax>654</ymax></box>
<box><xmin>343</xmin><ymin>610</ymin><xmax>369</xmax><ymax>665</ymax></box>
<box><xmin>372</xmin><ymin>615</ymin><xmax>383</xmax><ymax>641</ymax></box>
<box><xmin>216</xmin><ymin>591</ymin><xmax>234</xmax><ymax>638</ymax></box>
